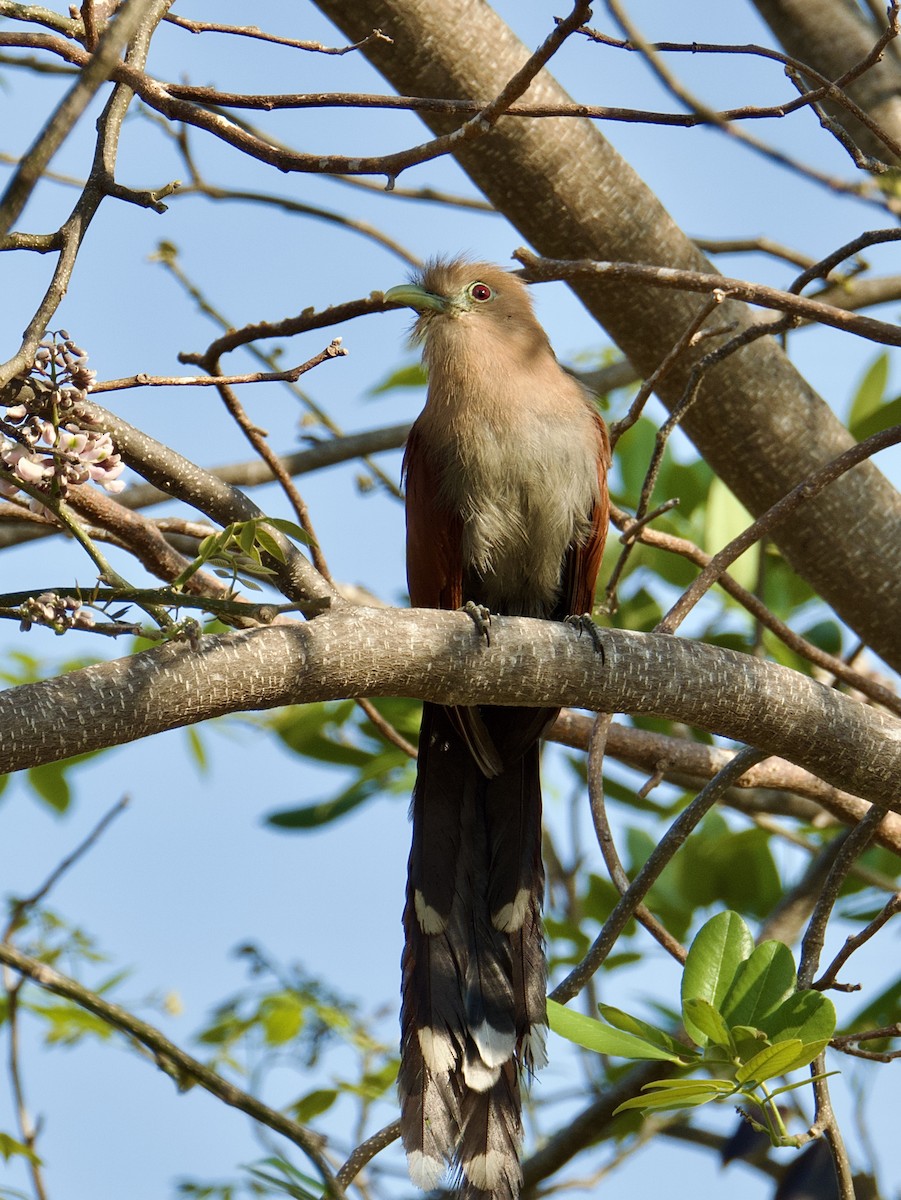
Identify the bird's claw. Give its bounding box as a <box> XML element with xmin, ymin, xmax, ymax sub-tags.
<box><xmin>566</xmin><ymin>613</ymin><xmax>605</xmax><ymax>661</ymax></box>
<box><xmin>462</xmin><ymin>600</ymin><xmax>492</xmax><ymax>646</ymax></box>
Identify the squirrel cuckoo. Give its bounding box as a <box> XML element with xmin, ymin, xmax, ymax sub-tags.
<box><xmin>385</xmin><ymin>259</ymin><xmax>610</xmax><ymax>1200</ymax></box>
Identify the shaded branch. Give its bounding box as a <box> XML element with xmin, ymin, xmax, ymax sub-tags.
<box><xmin>549</xmin><ymin>712</ymin><xmax>901</xmax><ymax>857</ymax></box>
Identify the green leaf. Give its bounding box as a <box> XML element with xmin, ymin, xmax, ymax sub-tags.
<box><xmin>734</xmin><ymin>1039</ymin><xmax>805</xmax><ymax>1085</ymax></box>
<box><xmin>265</xmin><ymin>788</ymin><xmax>373</xmax><ymax>829</ymax></box>
<box><xmin>266</xmin><ymin>517</ymin><xmax>314</xmax><ymax>546</ymax></box>
<box><xmin>851</xmin><ymin>393</ymin><xmax>901</xmax><ymax>441</ymax></box>
<box><xmin>679</xmin><ymin>825</ymin><xmax>781</xmax><ymax>918</ymax></box>
<box><xmin>547</xmin><ymin>1000</ymin><xmax>689</xmax><ymax>1063</ymax></box>
<box><xmin>185</xmin><ymin>726</ymin><xmax>208</xmax><ymax>773</ymax></box>
<box><xmin>614</xmin><ymin>416</ymin><xmax>657</xmax><ymax>504</ymax></box>
<box><xmin>254</xmin><ymin>526</ymin><xmax>286</xmax><ymax>563</ymax></box>
<box><xmin>30</xmin><ymin>1000</ymin><xmax>115</xmax><ymax>1046</ymax></box>
<box><xmin>799</xmin><ymin>619</ymin><xmax>843</xmax><ymax>657</ymax></box>
<box><xmin>261</xmin><ymin>993</ymin><xmax>303</xmax><ymax>1045</ymax></box>
<box><xmin>681</xmin><ymin>912</ymin><xmax>753</xmax><ymax>1045</ymax></box>
<box><xmin>614</xmin><ymin>1078</ymin><xmax>734</xmax><ymax>1115</ymax></box>
<box><xmin>0</xmin><ymin>1132</ymin><xmax>41</xmax><ymax>1164</ymax></box>
<box><xmin>291</xmin><ymin>1088</ymin><xmax>338</xmax><ymax>1122</ymax></box>
<box><xmin>657</xmin><ymin>455</ymin><xmax>713</xmax><ymax>519</ymax></box>
<box><xmin>705</xmin><ymin>476</ymin><xmax>760</xmax><ymax>590</ymax></box>
<box><xmin>271</xmin><ymin>701</ymin><xmax>372</xmax><ymax>767</ymax></box>
<box><xmin>26</xmin><ymin>761</ymin><xmax>71</xmax><ymax>813</ymax></box>
<box><xmin>344</xmin><ymin>1059</ymin><xmax>399</xmax><ymax>1101</ymax></box>
<box><xmin>730</xmin><ymin>1024</ymin><xmax>770</xmax><ymax>1060</ymax></box>
<box><xmin>682</xmin><ymin>997</ymin><xmax>733</xmax><ymax>1049</ymax></box>
<box><xmin>770</xmin><ymin>1038</ymin><xmax>831</xmax><ymax>1075</ymax></box>
<box><xmin>596</xmin><ymin>1004</ymin><xmax>691</xmax><ymax>1058</ymax></box>
<box><xmin>720</xmin><ymin>939</ymin><xmax>797</xmax><ymax>1031</ymax></box>
<box><xmin>368</xmin><ymin>360</ymin><xmax>427</xmax><ymax>395</ymax></box>
<box><xmin>238</xmin><ymin>522</ymin><xmax>258</xmax><ymax>556</ymax></box>
<box><xmin>847</xmin><ymin>352</ymin><xmax>888</xmax><ymax>434</ymax></box>
<box><xmin>757</xmin><ymin>989</ymin><xmax>836</xmax><ymax>1046</ymax></box>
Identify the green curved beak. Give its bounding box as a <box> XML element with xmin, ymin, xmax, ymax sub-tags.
<box><xmin>384</xmin><ymin>283</ymin><xmax>448</xmax><ymax>313</ymax></box>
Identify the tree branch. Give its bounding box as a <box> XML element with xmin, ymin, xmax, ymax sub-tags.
<box><xmin>1</xmin><ymin>611</ymin><xmax>900</xmax><ymax>809</ymax></box>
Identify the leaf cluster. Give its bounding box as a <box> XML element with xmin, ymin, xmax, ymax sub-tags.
<box><xmin>550</xmin><ymin>911</ymin><xmax>836</xmax><ymax>1140</ymax></box>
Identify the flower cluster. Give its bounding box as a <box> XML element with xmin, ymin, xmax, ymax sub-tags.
<box><xmin>18</xmin><ymin>592</ymin><xmax>96</xmax><ymax>633</ymax></box>
<box><xmin>0</xmin><ymin>333</ymin><xmax>124</xmax><ymax>510</ymax></box>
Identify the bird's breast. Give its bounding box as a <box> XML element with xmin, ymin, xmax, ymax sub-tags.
<box><xmin>424</xmin><ymin>403</ymin><xmax>600</xmax><ymax>618</ymax></box>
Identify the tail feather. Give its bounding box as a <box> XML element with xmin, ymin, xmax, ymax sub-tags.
<box><xmin>408</xmin><ymin>704</ymin><xmax>465</xmax><ymax>933</ymax></box>
<box><xmin>511</xmin><ymin>893</ymin><xmax>548</xmax><ymax>1074</ymax></box>
<box><xmin>399</xmin><ymin>703</ymin><xmax>546</xmax><ymax>1200</ymax></box>
<box><xmin>398</xmin><ymin>1026</ymin><xmax>462</xmax><ymax>1188</ymax></box>
<box><xmin>458</xmin><ymin>1062</ymin><xmax>522</xmax><ymax>1200</ymax></box>
<box><xmin>484</xmin><ymin>736</ymin><xmax>543</xmax><ymax>933</ymax></box>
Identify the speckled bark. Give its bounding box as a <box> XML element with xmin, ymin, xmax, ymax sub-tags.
<box><xmin>1</xmin><ymin>610</ymin><xmax>899</xmax><ymax>807</ymax></box>
<box><xmin>311</xmin><ymin>0</ymin><xmax>901</xmax><ymax>670</ymax></box>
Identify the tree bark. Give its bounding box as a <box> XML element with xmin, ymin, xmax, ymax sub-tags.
<box><xmin>311</xmin><ymin>0</ymin><xmax>901</xmax><ymax>670</ymax></box>
<box><xmin>2</xmin><ymin>610</ymin><xmax>899</xmax><ymax>809</ymax></box>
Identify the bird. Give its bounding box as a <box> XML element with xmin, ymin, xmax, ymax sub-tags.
<box><xmin>385</xmin><ymin>257</ymin><xmax>610</xmax><ymax>1200</ymax></box>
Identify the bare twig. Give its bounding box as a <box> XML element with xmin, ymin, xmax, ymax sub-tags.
<box><xmin>608</xmin><ymin>504</ymin><xmax>901</xmax><ymax>717</ymax></box>
<box><xmin>0</xmin><ymin>0</ymin><xmax>165</xmax><ymax>240</ymax></box>
<box><xmin>814</xmin><ymin>892</ymin><xmax>901</xmax><ymax>992</ymax></box>
<box><xmin>162</xmin><ymin>15</ymin><xmax>392</xmax><ymax>56</ymax></box>
<box><xmin>1</xmin><ymin>794</ymin><xmax>129</xmax><ymax>1200</ymax></box>
<box><xmin>799</xmin><ymin>801</ymin><xmax>898</xmax><ymax>990</ymax></box>
<box><xmin>336</xmin><ymin>1119</ymin><xmax>401</xmax><ymax>1187</ymax></box>
<box><xmin>90</xmin><ymin>354</ymin><xmax>345</xmax><ymax>392</ymax></box>
<box><xmin>586</xmin><ymin>713</ymin><xmax>687</xmax><ymax>963</ymax></box>
<box><xmin>550</xmin><ymin>711</ymin><xmax>901</xmax><ymax>854</ymax></box>
<box><xmin>4</xmin><ymin>796</ymin><xmax>130</xmax><ymax>938</ymax></box>
<box><xmin>515</xmin><ymin>247</ymin><xmax>901</xmax><ymax>347</ymax></box>
<box><xmin>551</xmin><ymin>745</ymin><xmax>767</xmax><ymax>1002</ymax></box>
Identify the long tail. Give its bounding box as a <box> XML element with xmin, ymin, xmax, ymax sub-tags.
<box><xmin>400</xmin><ymin>703</ymin><xmax>547</xmax><ymax>1200</ymax></box>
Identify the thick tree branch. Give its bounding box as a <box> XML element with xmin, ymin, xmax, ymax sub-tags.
<box><xmin>2</xmin><ymin>611</ymin><xmax>900</xmax><ymax>811</ymax></box>
<box><xmin>550</xmin><ymin>712</ymin><xmax>901</xmax><ymax>856</ymax></box>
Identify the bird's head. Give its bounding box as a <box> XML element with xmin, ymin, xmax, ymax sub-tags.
<box><xmin>385</xmin><ymin>257</ymin><xmax>549</xmax><ymax>356</ymax></box>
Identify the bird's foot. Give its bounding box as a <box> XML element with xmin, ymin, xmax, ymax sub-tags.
<box><xmin>566</xmin><ymin>613</ymin><xmax>605</xmax><ymax>660</ymax></box>
<box><xmin>461</xmin><ymin>600</ymin><xmax>492</xmax><ymax>647</ymax></box>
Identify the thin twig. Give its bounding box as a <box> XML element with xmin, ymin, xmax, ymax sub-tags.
<box><xmin>0</xmin><ymin>0</ymin><xmax>164</xmax><ymax>241</ymax></box>
<box><xmin>609</xmin><ymin>504</ymin><xmax>901</xmax><ymax>717</ymax></box>
<box><xmin>586</xmin><ymin>713</ymin><xmax>687</xmax><ymax>963</ymax></box>
<box><xmin>551</xmin><ymin>746</ymin><xmax>767</xmax><ymax>1002</ymax></box>
<box><xmin>4</xmin><ymin>796</ymin><xmax>130</xmax><ymax>937</ymax></box>
<box><xmin>161</xmin><ymin>15</ymin><xmax>392</xmax><ymax>56</ymax></box>
<box><xmin>814</xmin><ymin>892</ymin><xmax>901</xmax><ymax>992</ymax></box>
<box><xmin>336</xmin><ymin>1119</ymin><xmax>401</xmax><ymax>1187</ymax></box>
<box><xmin>515</xmin><ymin>246</ymin><xmax>901</xmax><ymax>347</ymax></box>
<box><xmin>91</xmin><ymin>356</ymin><xmax>344</xmax><ymax>392</ymax></box>
<box><xmin>799</xmin><ymin>802</ymin><xmax>898</xmax><ymax>990</ymax></box>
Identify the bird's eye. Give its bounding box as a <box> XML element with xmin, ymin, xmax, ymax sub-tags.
<box><xmin>468</xmin><ymin>282</ymin><xmax>494</xmax><ymax>302</ymax></box>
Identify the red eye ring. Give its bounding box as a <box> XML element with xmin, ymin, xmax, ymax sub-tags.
<box><xmin>468</xmin><ymin>282</ymin><xmax>494</xmax><ymax>302</ymax></box>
